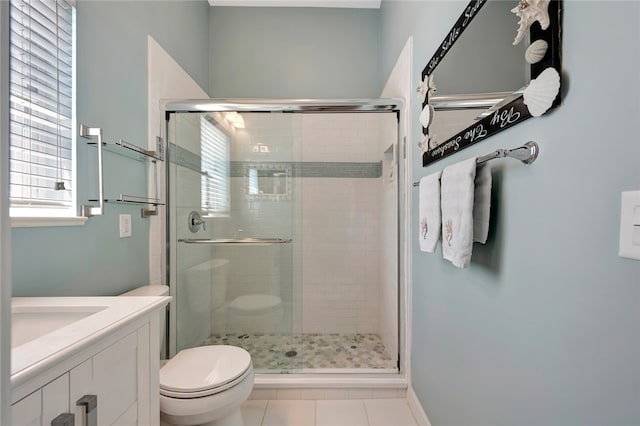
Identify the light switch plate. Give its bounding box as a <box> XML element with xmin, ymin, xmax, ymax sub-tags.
<box><xmin>119</xmin><ymin>214</ymin><xmax>132</xmax><ymax>238</ymax></box>
<box><xmin>619</xmin><ymin>191</ymin><xmax>640</xmax><ymax>260</ymax></box>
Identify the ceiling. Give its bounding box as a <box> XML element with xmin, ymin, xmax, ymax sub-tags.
<box><xmin>208</xmin><ymin>0</ymin><xmax>381</xmax><ymax>8</ymax></box>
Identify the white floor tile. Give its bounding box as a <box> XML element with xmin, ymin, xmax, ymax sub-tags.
<box><xmin>316</xmin><ymin>400</ymin><xmax>368</xmax><ymax>426</ymax></box>
<box><xmin>364</xmin><ymin>399</ymin><xmax>418</xmax><ymax>426</ymax></box>
<box><xmin>242</xmin><ymin>400</ymin><xmax>267</xmax><ymax>426</ymax></box>
<box><xmin>262</xmin><ymin>400</ymin><xmax>316</xmax><ymax>426</ymax></box>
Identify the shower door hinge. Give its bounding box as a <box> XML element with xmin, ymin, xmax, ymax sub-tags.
<box><xmin>403</xmin><ymin>136</ymin><xmax>407</xmax><ymax>160</ymax></box>
<box><xmin>156</xmin><ymin>136</ymin><xmax>164</xmax><ymax>161</ymax></box>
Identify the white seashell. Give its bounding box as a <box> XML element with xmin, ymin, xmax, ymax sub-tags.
<box><xmin>429</xmin><ymin>136</ymin><xmax>441</xmax><ymax>150</ymax></box>
<box><xmin>525</xmin><ymin>39</ymin><xmax>548</xmax><ymax>64</ymax></box>
<box><xmin>523</xmin><ymin>67</ymin><xmax>560</xmax><ymax>117</ymax></box>
<box><xmin>419</xmin><ymin>104</ymin><xmax>434</xmax><ymax>128</ymax></box>
<box><xmin>418</xmin><ymin>133</ymin><xmax>430</xmax><ymax>153</ymax></box>
<box><xmin>417</xmin><ymin>74</ymin><xmax>436</xmax><ymax>103</ymax></box>
<box><xmin>511</xmin><ymin>0</ymin><xmax>551</xmax><ymax>45</ymax></box>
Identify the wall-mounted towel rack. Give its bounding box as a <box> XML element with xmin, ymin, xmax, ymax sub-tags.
<box><xmin>81</xmin><ymin>124</ymin><xmax>164</xmax><ymax>217</ymax></box>
<box><xmin>412</xmin><ymin>141</ymin><xmax>538</xmax><ymax>187</ymax></box>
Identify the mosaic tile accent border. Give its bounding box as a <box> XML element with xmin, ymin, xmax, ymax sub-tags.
<box><xmin>201</xmin><ymin>333</ymin><xmax>396</xmax><ymax>372</ymax></box>
<box><xmin>231</xmin><ymin>161</ymin><xmax>383</xmax><ymax>179</ymax></box>
<box><xmin>169</xmin><ymin>143</ymin><xmax>201</xmax><ymax>174</ymax></box>
<box><xmin>168</xmin><ymin>144</ymin><xmax>382</xmax><ymax>179</ymax></box>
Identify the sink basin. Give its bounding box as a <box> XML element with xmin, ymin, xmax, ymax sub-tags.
<box><xmin>12</xmin><ymin>306</ymin><xmax>106</xmax><ymax>348</ymax></box>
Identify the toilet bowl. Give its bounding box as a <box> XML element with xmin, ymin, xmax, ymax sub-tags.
<box><xmin>121</xmin><ymin>285</ymin><xmax>254</xmax><ymax>426</ymax></box>
<box><xmin>160</xmin><ymin>345</ymin><xmax>254</xmax><ymax>426</ymax></box>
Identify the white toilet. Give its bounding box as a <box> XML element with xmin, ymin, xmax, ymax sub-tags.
<box><xmin>121</xmin><ymin>285</ymin><xmax>254</xmax><ymax>426</ymax></box>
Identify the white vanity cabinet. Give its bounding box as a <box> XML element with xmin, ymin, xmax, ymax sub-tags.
<box><xmin>11</xmin><ymin>373</ymin><xmax>69</xmax><ymax>426</ymax></box>
<box><xmin>11</xmin><ymin>297</ymin><xmax>168</xmax><ymax>426</ymax></box>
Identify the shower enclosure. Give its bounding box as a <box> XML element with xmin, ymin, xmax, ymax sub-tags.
<box><xmin>165</xmin><ymin>100</ymin><xmax>402</xmax><ymax>374</ymax></box>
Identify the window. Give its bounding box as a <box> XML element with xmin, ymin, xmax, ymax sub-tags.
<box><xmin>200</xmin><ymin>115</ymin><xmax>230</xmax><ymax>216</ymax></box>
<box><xmin>8</xmin><ymin>0</ymin><xmax>76</xmax><ymax>218</ymax></box>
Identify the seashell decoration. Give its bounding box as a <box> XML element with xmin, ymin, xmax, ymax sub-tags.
<box><xmin>418</xmin><ymin>133</ymin><xmax>430</xmax><ymax>153</ymax></box>
<box><xmin>525</xmin><ymin>39</ymin><xmax>548</xmax><ymax>64</ymax></box>
<box><xmin>419</xmin><ymin>104</ymin><xmax>434</xmax><ymax>128</ymax></box>
<box><xmin>523</xmin><ymin>67</ymin><xmax>560</xmax><ymax>117</ymax></box>
<box><xmin>429</xmin><ymin>136</ymin><xmax>441</xmax><ymax>150</ymax></box>
<box><xmin>511</xmin><ymin>0</ymin><xmax>551</xmax><ymax>45</ymax></box>
<box><xmin>417</xmin><ymin>74</ymin><xmax>436</xmax><ymax>103</ymax></box>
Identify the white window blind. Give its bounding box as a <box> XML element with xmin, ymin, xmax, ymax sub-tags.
<box><xmin>8</xmin><ymin>0</ymin><xmax>75</xmax><ymax>216</ymax></box>
<box><xmin>200</xmin><ymin>116</ymin><xmax>230</xmax><ymax>216</ymax></box>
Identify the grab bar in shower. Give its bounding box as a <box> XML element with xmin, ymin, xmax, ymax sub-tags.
<box><xmin>178</xmin><ymin>238</ymin><xmax>292</xmax><ymax>245</ymax></box>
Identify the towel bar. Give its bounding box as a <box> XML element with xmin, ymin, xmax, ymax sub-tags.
<box><xmin>412</xmin><ymin>141</ymin><xmax>538</xmax><ymax>187</ymax></box>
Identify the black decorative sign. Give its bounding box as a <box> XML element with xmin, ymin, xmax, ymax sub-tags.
<box><xmin>424</xmin><ymin>97</ymin><xmax>532</xmax><ymax>166</ymax></box>
<box><xmin>421</xmin><ymin>0</ymin><xmax>563</xmax><ymax>167</ymax></box>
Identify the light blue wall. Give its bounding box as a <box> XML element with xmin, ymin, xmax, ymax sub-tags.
<box><xmin>11</xmin><ymin>0</ymin><xmax>210</xmax><ymax>296</ymax></box>
<box><xmin>380</xmin><ymin>1</ymin><xmax>640</xmax><ymax>425</ymax></box>
<box><xmin>209</xmin><ymin>6</ymin><xmax>380</xmax><ymax>98</ymax></box>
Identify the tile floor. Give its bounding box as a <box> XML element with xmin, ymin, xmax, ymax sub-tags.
<box><xmin>241</xmin><ymin>398</ymin><xmax>418</xmax><ymax>426</ymax></box>
<box><xmin>202</xmin><ymin>333</ymin><xmax>396</xmax><ymax>371</ymax></box>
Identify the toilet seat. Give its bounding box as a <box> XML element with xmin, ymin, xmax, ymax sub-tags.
<box><xmin>160</xmin><ymin>345</ymin><xmax>252</xmax><ymax>399</ymax></box>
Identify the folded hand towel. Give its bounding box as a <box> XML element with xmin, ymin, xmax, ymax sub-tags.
<box><xmin>473</xmin><ymin>163</ymin><xmax>492</xmax><ymax>244</ymax></box>
<box><xmin>441</xmin><ymin>157</ymin><xmax>477</xmax><ymax>268</ymax></box>
<box><xmin>418</xmin><ymin>171</ymin><xmax>442</xmax><ymax>253</ymax></box>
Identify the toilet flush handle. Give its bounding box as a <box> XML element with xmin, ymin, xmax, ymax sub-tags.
<box><xmin>188</xmin><ymin>211</ymin><xmax>206</xmax><ymax>233</ymax></box>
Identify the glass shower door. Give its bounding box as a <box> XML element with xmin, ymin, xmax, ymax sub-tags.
<box><xmin>167</xmin><ymin>111</ymin><xmax>301</xmax><ymax>373</ymax></box>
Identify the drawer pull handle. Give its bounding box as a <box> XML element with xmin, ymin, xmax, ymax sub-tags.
<box><xmin>76</xmin><ymin>394</ymin><xmax>98</xmax><ymax>426</ymax></box>
<box><xmin>51</xmin><ymin>412</ymin><xmax>74</xmax><ymax>426</ymax></box>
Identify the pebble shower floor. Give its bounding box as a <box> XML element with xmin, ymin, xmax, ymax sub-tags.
<box><xmin>201</xmin><ymin>333</ymin><xmax>396</xmax><ymax>371</ymax></box>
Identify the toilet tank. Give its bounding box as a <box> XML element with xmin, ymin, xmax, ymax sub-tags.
<box><xmin>185</xmin><ymin>258</ymin><xmax>229</xmax><ymax>310</ymax></box>
<box><xmin>120</xmin><ymin>285</ymin><xmax>169</xmax><ymax>357</ymax></box>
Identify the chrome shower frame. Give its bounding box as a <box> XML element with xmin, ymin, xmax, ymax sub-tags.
<box><xmin>162</xmin><ymin>98</ymin><xmax>408</xmax><ymax>389</ymax></box>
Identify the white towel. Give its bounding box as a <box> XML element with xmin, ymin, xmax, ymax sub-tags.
<box><xmin>473</xmin><ymin>163</ymin><xmax>492</xmax><ymax>244</ymax></box>
<box><xmin>418</xmin><ymin>171</ymin><xmax>442</xmax><ymax>253</ymax></box>
<box><xmin>441</xmin><ymin>157</ymin><xmax>477</xmax><ymax>268</ymax></box>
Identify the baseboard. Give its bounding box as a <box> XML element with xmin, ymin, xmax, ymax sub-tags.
<box><xmin>407</xmin><ymin>386</ymin><xmax>432</xmax><ymax>426</ymax></box>
<box><xmin>249</xmin><ymin>386</ymin><xmax>407</xmax><ymax>401</ymax></box>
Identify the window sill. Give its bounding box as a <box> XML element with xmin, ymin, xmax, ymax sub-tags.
<box><xmin>11</xmin><ymin>216</ymin><xmax>89</xmax><ymax>228</ymax></box>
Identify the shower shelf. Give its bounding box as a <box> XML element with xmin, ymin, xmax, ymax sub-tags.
<box><xmin>81</xmin><ymin>123</ymin><xmax>163</xmax><ymax>219</ymax></box>
<box><xmin>88</xmin><ymin>195</ymin><xmax>164</xmax><ymax>206</ymax></box>
<box><xmin>88</xmin><ymin>194</ymin><xmax>164</xmax><ymax>217</ymax></box>
<box><xmin>87</xmin><ymin>137</ymin><xmax>164</xmax><ymax>162</ymax></box>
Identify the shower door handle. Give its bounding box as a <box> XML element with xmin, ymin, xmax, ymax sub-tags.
<box><xmin>178</xmin><ymin>238</ymin><xmax>292</xmax><ymax>245</ymax></box>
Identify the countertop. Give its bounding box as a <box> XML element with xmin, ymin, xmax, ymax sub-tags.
<box><xmin>11</xmin><ymin>296</ymin><xmax>171</xmax><ymax>389</ymax></box>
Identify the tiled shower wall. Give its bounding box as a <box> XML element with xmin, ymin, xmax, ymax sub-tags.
<box><xmin>299</xmin><ymin>113</ymin><xmax>397</xmax><ymax>338</ymax></box>
<box><xmin>168</xmin><ymin>111</ymin><xmax>398</xmax><ymax>355</ymax></box>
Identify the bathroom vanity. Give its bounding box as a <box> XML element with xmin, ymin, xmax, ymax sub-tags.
<box><xmin>10</xmin><ymin>296</ymin><xmax>170</xmax><ymax>426</ymax></box>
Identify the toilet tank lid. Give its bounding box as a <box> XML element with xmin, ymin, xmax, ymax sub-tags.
<box><xmin>121</xmin><ymin>285</ymin><xmax>169</xmax><ymax>297</ymax></box>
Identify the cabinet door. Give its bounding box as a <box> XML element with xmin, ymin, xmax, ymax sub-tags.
<box><xmin>13</xmin><ymin>373</ymin><xmax>71</xmax><ymax>426</ymax></box>
<box><xmin>70</xmin><ymin>331</ymin><xmax>139</xmax><ymax>426</ymax></box>
<box><xmin>70</xmin><ymin>359</ymin><xmax>93</xmax><ymax>426</ymax></box>
<box><xmin>94</xmin><ymin>331</ymin><xmax>139</xmax><ymax>425</ymax></box>
<box><xmin>42</xmin><ymin>374</ymin><xmax>70</xmax><ymax>425</ymax></box>
<box><xmin>11</xmin><ymin>389</ymin><xmax>41</xmax><ymax>426</ymax></box>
